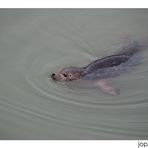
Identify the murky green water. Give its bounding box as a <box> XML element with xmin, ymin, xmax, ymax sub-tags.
<box><xmin>0</xmin><ymin>9</ymin><xmax>148</xmax><ymax>140</ymax></box>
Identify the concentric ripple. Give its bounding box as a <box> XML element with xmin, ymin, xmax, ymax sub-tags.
<box><xmin>17</xmin><ymin>44</ymin><xmax>148</xmax><ymax>139</ymax></box>
<box><xmin>23</xmin><ymin>46</ymin><xmax>148</xmax><ymax>108</ymax></box>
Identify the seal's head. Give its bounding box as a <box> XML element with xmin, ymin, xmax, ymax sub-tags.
<box><xmin>51</xmin><ymin>67</ymin><xmax>85</xmax><ymax>82</ymax></box>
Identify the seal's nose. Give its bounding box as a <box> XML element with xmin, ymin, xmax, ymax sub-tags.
<box><xmin>51</xmin><ymin>73</ymin><xmax>56</xmax><ymax>80</ymax></box>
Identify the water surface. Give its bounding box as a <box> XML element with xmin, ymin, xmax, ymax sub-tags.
<box><xmin>0</xmin><ymin>9</ymin><xmax>148</xmax><ymax>139</ymax></box>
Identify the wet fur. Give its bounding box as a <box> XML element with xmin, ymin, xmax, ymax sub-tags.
<box><xmin>51</xmin><ymin>41</ymin><xmax>144</xmax><ymax>82</ymax></box>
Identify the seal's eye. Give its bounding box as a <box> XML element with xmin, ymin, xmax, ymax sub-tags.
<box><xmin>63</xmin><ymin>74</ymin><xmax>67</xmax><ymax>77</ymax></box>
<box><xmin>68</xmin><ymin>73</ymin><xmax>73</xmax><ymax>78</ymax></box>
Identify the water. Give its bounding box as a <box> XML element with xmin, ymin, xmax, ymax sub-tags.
<box><xmin>0</xmin><ymin>9</ymin><xmax>148</xmax><ymax>140</ymax></box>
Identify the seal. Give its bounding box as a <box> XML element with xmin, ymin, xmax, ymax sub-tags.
<box><xmin>51</xmin><ymin>41</ymin><xmax>144</xmax><ymax>95</ymax></box>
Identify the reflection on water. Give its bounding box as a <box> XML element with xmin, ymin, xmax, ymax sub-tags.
<box><xmin>0</xmin><ymin>9</ymin><xmax>148</xmax><ymax>139</ymax></box>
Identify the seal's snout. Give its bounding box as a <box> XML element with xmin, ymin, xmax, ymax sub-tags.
<box><xmin>51</xmin><ymin>73</ymin><xmax>57</xmax><ymax>81</ymax></box>
<box><xmin>51</xmin><ymin>67</ymin><xmax>84</xmax><ymax>82</ymax></box>
<box><xmin>51</xmin><ymin>72</ymin><xmax>68</xmax><ymax>82</ymax></box>
<box><xmin>51</xmin><ymin>73</ymin><xmax>56</xmax><ymax>77</ymax></box>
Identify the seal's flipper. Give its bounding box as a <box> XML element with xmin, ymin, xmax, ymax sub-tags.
<box><xmin>95</xmin><ymin>79</ymin><xmax>120</xmax><ymax>96</ymax></box>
